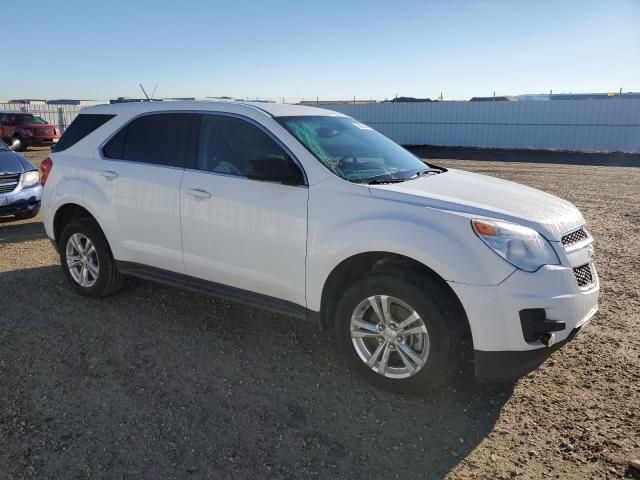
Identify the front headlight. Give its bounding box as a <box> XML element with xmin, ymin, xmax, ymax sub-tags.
<box><xmin>472</xmin><ymin>219</ymin><xmax>559</xmax><ymax>272</ymax></box>
<box><xmin>22</xmin><ymin>170</ymin><xmax>40</xmax><ymax>188</ymax></box>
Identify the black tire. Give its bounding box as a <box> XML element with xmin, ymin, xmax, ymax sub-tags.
<box><xmin>58</xmin><ymin>218</ymin><xmax>124</xmax><ymax>298</ymax></box>
<box><xmin>334</xmin><ymin>271</ymin><xmax>464</xmax><ymax>393</ymax></box>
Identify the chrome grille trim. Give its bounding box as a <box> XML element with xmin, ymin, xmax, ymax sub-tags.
<box><xmin>0</xmin><ymin>173</ymin><xmax>20</xmax><ymax>194</ymax></box>
<box><xmin>561</xmin><ymin>227</ymin><xmax>592</xmax><ymax>252</ymax></box>
<box><xmin>562</xmin><ymin>228</ymin><xmax>588</xmax><ymax>246</ymax></box>
<box><xmin>573</xmin><ymin>263</ymin><xmax>595</xmax><ymax>289</ymax></box>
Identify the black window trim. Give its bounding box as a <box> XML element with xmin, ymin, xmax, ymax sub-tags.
<box><xmin>98</xmin><ymin>110</ymin><xmax>308</xmax><ymax>185</ymax></box>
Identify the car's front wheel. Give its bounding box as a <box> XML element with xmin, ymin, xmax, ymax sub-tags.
<box><xmin>335</xmin><ymin>272</ymin><xmax>463</xmax><ymax>393</ymax></box>
<box><xmin>59</xmin><ymin>219</ymin><xmax>124</xmax><ymax>297</ymax></box>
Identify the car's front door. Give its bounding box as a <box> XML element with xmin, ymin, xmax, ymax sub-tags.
<box><xmin>90</xmin><ymin>112</ymin><xmax>196</xmax><ymax>273</ymax></box>
<box><xmin>180</xmin><ymin>113</ymin><xmax>308</xmax><ymax>308</ymax></box>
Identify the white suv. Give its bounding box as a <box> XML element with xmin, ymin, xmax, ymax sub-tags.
<box><xmin>42</xmin><ymin>101</ymin><xmax>599</xmax><ymax>392</ymax></box>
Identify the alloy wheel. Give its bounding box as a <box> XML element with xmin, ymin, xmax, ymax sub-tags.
<box><xmin>350</xmin><ymin>295</ymin><xmax>430</xmax><ymax>379</ymax></box>
<box><xmin>65</xmin><ymin>233</ymin><xmax>100</xmax><ymax>288</ymax></box>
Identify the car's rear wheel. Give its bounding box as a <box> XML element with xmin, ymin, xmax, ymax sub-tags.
<box><xmin>334</xmin><ymin>272</ymin><xmax>463</xmax><ymax>393</ymax></box>
<box><xmin>59</xmin><ymin>219</ymin><xmax>124</xmax><ymax>297</ymax></box>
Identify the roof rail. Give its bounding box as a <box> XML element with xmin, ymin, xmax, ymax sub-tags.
<box><xmin>235</xmin><ymin>102</ymin><xmax>273</xmax><ymax>118</ymax></box>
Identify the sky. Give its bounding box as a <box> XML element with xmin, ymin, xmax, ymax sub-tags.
<box><xmin>2</xmin><ymin>0</ymin><xmax>639</xmax><ymax>101</ymax></box>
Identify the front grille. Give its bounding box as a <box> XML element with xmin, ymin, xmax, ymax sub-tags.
<box><xmin>37</xmin><ymin>128</ymin><xmax>54</xmax><ymax>136</ymax></box>
<box><xmin>562</xmin><ymin>228</ymin><xmax>588</xmax><ymax>247</ymax></box>
<box><xmin>0</xmin><ymin>173</ymin><xmax>20</xmax><ymax>194</ymax></box>
<box><xmin>573</xmin><ymin>263</ymin><xmax>594</xmax><ymax>288</ymax></box>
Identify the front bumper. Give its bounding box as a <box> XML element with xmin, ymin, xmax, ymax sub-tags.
<box><xmin>0</xmin><ymin>185</ymin><xmax>43</xmax><ymax>217</ymax></box>
<box><xmin>448</xmin><ymin>258</ymin><xmax>599</xmax><ymax>380</ymax></box>
<box><xmin>25</xmin><ymin>136</ymin><xmax>59</xmax><ymax>146</ymax></box>
<box><xmin>474</xmin><ymin>316</ymin><xmax>592</xmax><ymax>381</ymax></box>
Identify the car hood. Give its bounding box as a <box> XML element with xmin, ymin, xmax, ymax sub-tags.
<box><xmin>0</xmin><ymin>150</ymin><xmax>33</xmax><ymax>174</ymax></box>
<box><xmin>368</xmin><ymin>168</ymin><xmax>584</xmax><ymax>241</ymax></box>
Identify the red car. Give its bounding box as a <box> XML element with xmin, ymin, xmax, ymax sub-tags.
<box><xmin>0</xmin><ymin>112</ymin><xmax>61</xmax><ymax>151</ymax></box>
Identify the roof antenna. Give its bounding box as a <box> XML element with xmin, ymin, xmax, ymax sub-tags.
<box><xmin>139</xmin><ymin>83</ymin><xmax>151</xmax><ymax>101</ymax></box>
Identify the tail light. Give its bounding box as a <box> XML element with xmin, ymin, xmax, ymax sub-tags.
<box><xmin>40</xmin><ymin>157</ymin><xmax>53</xmax><ymax>186</ymax></box>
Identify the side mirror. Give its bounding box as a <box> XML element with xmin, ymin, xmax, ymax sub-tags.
<box><xmin>246</xmin><ymin>156</ymin><xmax>303</xmax><ymax>185</ymax></box>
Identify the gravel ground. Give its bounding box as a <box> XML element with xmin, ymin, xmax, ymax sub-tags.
<box><xmin>1</xmin><ymin>148</ymin><xmax>638</xmax><ymax>479</ymax></box>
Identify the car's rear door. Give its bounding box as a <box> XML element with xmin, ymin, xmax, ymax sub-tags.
<box><xmin>179</xmin><ymin>113</ymin><xmax>308</xmax><ymax>309</ymax></box>
<box><xmin>90</xmin><ymin>112</ymin><xmax>196</xmax><ymax>273</ymax></box>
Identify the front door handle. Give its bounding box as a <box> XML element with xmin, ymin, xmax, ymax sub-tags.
<box><xmin>100</xmin><ymin>170</ymin><xmax>119</xmax><ymax>179</ymax></box>
<box><xmin>185</xmin><ymin>187</ymin><xmax>212</xmax><ymax>199</ymax></box>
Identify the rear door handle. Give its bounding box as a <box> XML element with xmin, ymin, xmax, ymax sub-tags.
<box><xmin>100</xmin><ymin>170</ymin><xmax>119</xmax><ymax>179</ymax></box>
<box><xmin>185</xmin><ymin>187</ymin><xmax>212</xmax><ymax>199</ymax></box>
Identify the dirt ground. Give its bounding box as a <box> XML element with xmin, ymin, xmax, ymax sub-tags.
<box><xmin>1</xmin><ymin>148</ymin><xmax>638</xmax><ymax>479</ymax></box>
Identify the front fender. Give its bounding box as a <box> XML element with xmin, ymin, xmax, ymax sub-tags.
<box><xmin>16</xmin><ymin>127</ymin><xmax>33</xmax><ymax>139</ymax></box>
<box><xmin>305</xmin><ymin>182</ymin><xmax>515</xmax><ymax>312</ymax></box>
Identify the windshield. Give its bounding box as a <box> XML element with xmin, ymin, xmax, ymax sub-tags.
<box><xmin>276</xmin><ymin>116</ymin><xmax>439</xmax><ymax>183</ymax></box>
<box><xmin>16</xmin><ymin>115</ymin><xmax>48</xmax><ymax>125</ymax></box>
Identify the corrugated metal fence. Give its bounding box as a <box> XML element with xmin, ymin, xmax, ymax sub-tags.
<box><xmin>3</xmin><ymin>99</ymin><xmax>639</xmax><ymax>153</ymax></box>
<box><xmin>0</xmin><ymin>103</ymin><xmax>84</xmax><ymax>133</ymax></box>
<box><xmin>319</xmin><ymin>99</ymin><xmax>640</xmax><ymax>153</ymax></box>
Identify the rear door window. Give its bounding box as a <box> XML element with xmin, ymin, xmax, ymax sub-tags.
<box><xmin>54</xmin><ymin>114</ymin><xmax>115</xmax><ymax>152</ymax></box>
<box><xmin>103</xmin><ymin>113</ymin><xmax>195</xmax><ymax>168</ymax></box>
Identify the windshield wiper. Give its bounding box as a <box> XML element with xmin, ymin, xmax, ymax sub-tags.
<box><xmin>368</xmin><ymin>178</ymin><xmax>407</xmax><ymax>184</ymax></box>
<box><xmin>353</xmin><ymin>166</ymin><xmax>444</xmax><ymax>185</ymax></box>
<box><xmin>414</xmin><ymin>168</ymin><xmax>442</xmax><ymax>177</ymax></box>
<box><xmin>353</xmin><ymin>177</ymin><xmax>407</xmax><ymax>185</ymax></box>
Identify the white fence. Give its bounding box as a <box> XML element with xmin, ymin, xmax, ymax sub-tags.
<box><xmin>319</xmin><ymin>99</ymin><xmax>640</xmax><ymax>153</ymax></box>
<box><xmin>3</xmin><ymin>99</ymin><xmax>640</xmax><ymax>153</ymax></box>
<box><xmin>0</xmin><ymin>103</ymin><xmax>85</xmax><ymax>133</ymax></box>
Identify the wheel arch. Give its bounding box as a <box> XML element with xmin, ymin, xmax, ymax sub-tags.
<box><xmin>318</xmin><ymin>251</ymin><xmax>472</xmax><ymax>343</ymax></box>
<box><xmin>53</xmin><ymin>203</ymin><xmax>105</xmax><ymax>248</ymax></box>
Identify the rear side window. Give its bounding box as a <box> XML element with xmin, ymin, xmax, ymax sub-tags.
<box><xmin>54</xmin><ymin>114</ymin><xmax>115</xmax><ymax>152</ymax></box>
<box><xmin>103</xmin><ymin>113</ymin><xmax>194</xmax><ymax>168</ymax></box>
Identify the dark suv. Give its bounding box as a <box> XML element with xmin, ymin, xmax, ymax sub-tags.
<box><xmin>0</xmin><ymin>112</ymin><xmax>61</xmax><ymax>151</ymax></box>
